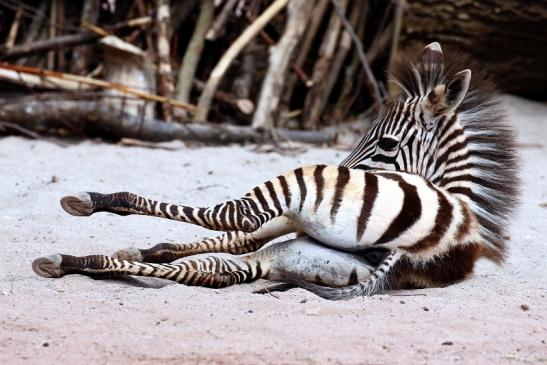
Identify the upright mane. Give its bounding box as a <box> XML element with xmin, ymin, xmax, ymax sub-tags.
<box><xmin>390</xmin><ymin>45</ymin><xmax>519</xmax><ymax>258</ymax></box>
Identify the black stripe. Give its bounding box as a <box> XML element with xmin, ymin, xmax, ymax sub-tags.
<box><xmin>169</xmin><ymin>204</ymin><xmax>178</xmax><ymax>219</ymax></box>
<box><xmin>294</xmin><ymin>168</ymin><xmax>307</xmax><ymax>212</ymax></box>
<box><xmin>227</xmin><ymin>201</ymin><xmax>236</xmax><ymax>228</ymax></box>
<box><xmin>157</xmin><ymin>202</ymin><xmax>167</xmax><ymax>216</ymax></box>
<box><xmin>277</xmin><ymin>175</ymin><xmax>291</xmax><ymax>208</ymax></box>
<box><xmin>182</xmin><ymin>206</ymin><xmax>199</xmax><ymax>224</ymax></box>
<box><xmin>356</xmin><ymin>173</ymin><xmax>378</xmax><ymax>241</ymax></box>
<box><xmin>265</xmin><ymin>181</ymin><xmax>283</xmax><ymax>215</ymax></box>
<box><xmin>405</xmin><ymin>189</ymin><xmax>453</xmax><ymax>252</ymax></box>
<box><xmin>375</xmin><ymin>173</ymin><xmax>422</xmax><ymax>245</ymax></box>
<box><xmin>313</xmin><ymin>165</ymin><xmax>327</xmax><ymax>212</ymax></box>
<box><xmin>218</xmin><ymin>203</ymin><xmax>230</xmax><ymax>228</ymax></box>
<box><xmin>253</xmin><ymin>186</ymin><xmax>275</xmax><ymax>218</ymax></box>
<box><xmin>330</xmin><ymin>167</ymin><xmax>351</xmax><ymax>223</ymax></box>
<box><xmin>197</xmin><ymin>208</ymin><xmax>208</xmax><ymax>226</ymax></box>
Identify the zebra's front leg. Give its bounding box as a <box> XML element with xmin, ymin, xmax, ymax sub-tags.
<box><xmin>112</xmin><ymin>217</ymin><xmax>298</xmax><ymax>263</ymax></box>
<box><xmin>59</xmin><ymin>166</ymin><xmax>318</xmax><ymax>233</ymax></box>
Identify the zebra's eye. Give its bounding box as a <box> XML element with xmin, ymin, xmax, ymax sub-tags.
<box><xmin>378</xmin><ymin>137</ymin><xmax>399</xmax><ymax>151</ymax></box>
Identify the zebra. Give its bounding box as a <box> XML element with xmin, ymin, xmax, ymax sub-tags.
<box><xmin>32</xmin><ymin>42</ymin><xmax>518</xmax><ymax>300</ymax></box>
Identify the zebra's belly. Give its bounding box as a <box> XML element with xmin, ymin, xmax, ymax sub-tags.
<box><xmin>292</xmin><ymin>171</ymin><xmax>441</xmax><ymax>252</ymax></box>
<box><xmin>293</xmin><ymin>202</ymin><xmax>398</xmax><ymax>251</ymax></box>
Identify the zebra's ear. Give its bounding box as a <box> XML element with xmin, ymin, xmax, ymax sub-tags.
<box><xmin>444</xmin><ymin>69</ymin><xmax>471</xmax><ymax>112</ymax></box>
<box><xmin>425</xmin><ymin>69</ymin><xmax>471</xmax><ymax>114</ymax></box>
<box><xmin>421</xmin><ymin>42</ymin><xmax>444</xmax><ymax>66</ymax></box>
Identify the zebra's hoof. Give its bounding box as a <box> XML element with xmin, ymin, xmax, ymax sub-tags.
<box><xmin>112</xmin><ymin>247</ymin><xmax>143</xmax><ymax>262</ymax></box>
<box><xmin>60</xmin><ymin>192</ymin><xmax>93</xmax><ymax>216</ymax></box>
<box><xmin>32</xmin><ymin>254</ymin><xmax>64</xmax><ymax>278</ymax></box>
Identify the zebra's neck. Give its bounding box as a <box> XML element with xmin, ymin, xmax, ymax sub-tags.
<box><xmin>424</xmin><ymin>107</ymin><xmax>517</xmax><ymax>254</ymax></box>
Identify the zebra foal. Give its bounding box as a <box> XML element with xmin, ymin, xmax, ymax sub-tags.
<box><xmin>33</xmin><ymin>43</ymin><xmax>518</xmax><ymax>300</ymax></box>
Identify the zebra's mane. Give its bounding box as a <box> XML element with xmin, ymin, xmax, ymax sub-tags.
<box><xmin>390</xmin><ymin>45</ymin><xmax>519</xmax><ymax>259</ymax></box>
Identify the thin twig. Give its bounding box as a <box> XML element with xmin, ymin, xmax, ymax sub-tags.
<box><xmin>195</xmin><ymin>0</ymin><xmax>289</xmax><ymax>122</ymax></box>
<box><xmin>0</xmin><ymin>63</ymin><xmax>195</xmax><ymax>112</ymax></box>
<box><xmin>4</xmin><ymin>5</ymin><xmax>23</xmax><ymax>50</ymax></box>
<box><xmin>175</xmin><ymin>0</ymin><xmax>214</xmax><ymax>119</ymax></box>
<box><xmin>206</xmin><ymin>0</ymin><xmax>238</xmax><ymax>41</ymax></box>
<box><xmin>0</xmin><ymin>120</ymin><xmax>41</xmax><ymax>139</ymax></box>
<box><xmin>330</xmin><ymin>0</ymin><xmax>383</xmax><ymax>111</ymax></box>
<box><xmin>0</xmin><ymin>17</ymin><xmax>152</xmax><ymax>60</ymax></box>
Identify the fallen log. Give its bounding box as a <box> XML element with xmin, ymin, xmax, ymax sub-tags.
<box><xmin>0</xmin><ymin>97</ymin><xmax>335</xmax><ymax>145</ymax></box>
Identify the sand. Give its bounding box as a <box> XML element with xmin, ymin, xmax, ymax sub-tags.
<box><xmin>0</xmin><ymin>95</ymin><xmax>546</xmax><ymax>364</ymax></box>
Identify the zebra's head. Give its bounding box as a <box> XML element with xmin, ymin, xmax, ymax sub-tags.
<box><xmin>342</xmin><ymin>42</ymin><xmax>472</xmax><ymax>179</ymax></box>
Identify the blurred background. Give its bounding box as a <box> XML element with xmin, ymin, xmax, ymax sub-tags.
<box><xmin>0</xmin><ymin>0</ymin><xmax>545</xmax><ymax>145</ymax></box>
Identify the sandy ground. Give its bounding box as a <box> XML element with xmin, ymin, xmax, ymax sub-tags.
<box><xmin>0</xmin><ymin>95</ymin><xmax>546</xmax><ymax>364</ymax></box>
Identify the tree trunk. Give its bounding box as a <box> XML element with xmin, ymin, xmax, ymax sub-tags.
<box><xmin>252</xmin><ymin>0</ymin><xmax>314</xmax><ymax>128</ymax></box>
<box><xmin>401</xmin><ymin>0</ymin><xmax>547</xmax><ymax>99</ymax></box>
<box><xmin>0</xmin><ymin>97</ymin><xmax>335</xmax><ymax>145</ymax></box>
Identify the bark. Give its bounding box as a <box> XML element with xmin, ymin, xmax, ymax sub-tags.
<box><xmin>155</xmin><ymin>0</ymin><xmax>175</xmax><ymax>120</ymax></box>
<box><xmin>401</xmin><ymin>0</ymin><xmax>547</xmax><ymax>98</ymax></box>
<box><xmin>252</xmin><ymin>0</ymin><xmax>314</xmax><ymax>128</ymax></box>
<box><xmin>174</xmin><ymin>0</ymin><xmax>214</xmax><ymax>119</ymax></box>
<box><xmin>0</xmin><ymin>97</ymin><xmax>335</xmax><ymax>145</ymax></box>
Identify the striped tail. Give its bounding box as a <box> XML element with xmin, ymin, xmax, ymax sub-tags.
<box><xmin>280</xmin><ymin>251</ymin><xmax>402</xmax><ymax>300</ymax></box>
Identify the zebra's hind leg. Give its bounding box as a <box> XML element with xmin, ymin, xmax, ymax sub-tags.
<box><xmin>112</xmin><ymin>217</ymin><xmax>297</xmax><ymax>263</ymax></box>
<box><xmin>32</xmin><ymin>252</ymin><xmax>264</xmax><ymax>288</ymax></box>
<box><xmin>32</xmin><ymin>236</ymin><xmax>377</xmax><ymax>290</ymax></box>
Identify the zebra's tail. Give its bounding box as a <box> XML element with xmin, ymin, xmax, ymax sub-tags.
<box><xmin>280</xmin><ymin>251</ymin><xmax>402</xmax><ymax>300</ymax></box>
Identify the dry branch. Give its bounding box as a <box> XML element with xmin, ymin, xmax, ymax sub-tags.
<box><xmin>0</xmin><ymin>97</ymin><xmax>334</xmax><ymax>145</ymax></box>
<box><xmin>0</xmin><ymin>63</ymin><xmax>195</xmax><ymax>112</ymax></box>
<box><xmin>195</xmin><ymin>0</ymin><xmax>290</xmax><ymax>122</ymax></box>
<box><xmin>175</xmin><ymin>0</ymin><xmax>214</xmax><ymax>119</ymax></box>
<box><xmin>206</xmin><ymin>0</ymin><xmax>238</xmax><ymax>41</ymax></box>
<box><xmin>5</xmin><ymin>6</ymin><xmax>23</xmax><ymax>50</ymax></box>
<box><xmin>193</xmin><ymin>80</ymin><xmax>254</xmax><ymax>115</ymax></box>
<box><xmin>155</xmin><ymin>0</ymin><xmax>175</xmax><ymax>120</ymax></box>
<box><xmin>322</xmin><ymin>0</ymin><xmax>364</xmax><ymax>119</ymax></box>
<box><xmin>71</xmin><ymin>0</ymin><xmax>100</xmax><ymax>74</ymax></box>
<box><xmin>330</xmin><ymin>0</ymin><xmax>382</xmax><ymax>111</ymax></box>
<box><xmin>302</xmin><ymin>0</ymin><xmax>348</xmax><ymax>130</ymax></box>
<box><xmin>232</xmin><ymin>41</ymin><xmax>256</xmax><ymax>101</ymax></box>
<box><xmin>0</xmin><ymin>17</ymin><xmax>151</xmax><ymax>60</ymax></box>
<box><xmin>294</xmin><ymin>0</ymin><xmax>330</xmax><ymax>71</ymax></box>
<box><xmin>47</xmin><ymin>0</ymin><xmax>58</xmax><ymax>69</ymax></box>
<box><xmin>252</xmin><ymin>0</ymin><xmax>314</xmax><ymax>128</ymax></box>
